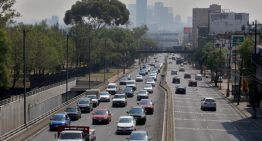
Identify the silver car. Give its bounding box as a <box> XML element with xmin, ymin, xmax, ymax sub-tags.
<box><xmin>127</xmin><ymin>130</ymin><xmax>152</xmax><ymax>141</ymax></box>
<box><xmin>201</xmin><ymin>97</ymin><xmax>216</xmax><ymax>111</ymax></box>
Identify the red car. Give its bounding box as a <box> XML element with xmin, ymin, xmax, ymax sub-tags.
<box><xmin>92</xmin><ymin>109</ymin><xmax>112</xmax><ymax>124</ymax></box>
<box><xmin>139</xmin><ymin>99</ymin><xmax>154</xmax><ymax>114</ymax></box>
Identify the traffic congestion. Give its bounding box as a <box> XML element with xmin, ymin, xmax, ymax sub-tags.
<box><xmin>28</xmin><ymin>55</ymin><xmax>166</xmax><ymax>141</ymax></box>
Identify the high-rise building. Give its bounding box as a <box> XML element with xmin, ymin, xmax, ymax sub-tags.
<box><xmin>192</xmin><ymin>4</ymin><xmax>221</xmax><ymax>48</ymax></box>
<box><xmin>128</xmin><ymin>4</ymin><xmax>136</xmax><ymax>27</ymax></box>
<box><xmin>136</xmin><ymin>0</ymin><xmax>147</xmax><ymax>26</ymax></box>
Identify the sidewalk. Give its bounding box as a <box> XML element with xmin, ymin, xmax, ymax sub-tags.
<box><xmin>208</xmin><ymin>78</ymin><xmax>262</xmax><ymax>128</ymax></box>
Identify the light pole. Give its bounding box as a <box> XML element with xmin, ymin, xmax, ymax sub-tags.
<box><xmin>104</xmin><ymin>39</ymin><xmax>107</xmax><ymax>82</ymax></box>
<box><xmin>226</xmin><ymin>34</ymin><xmax>232</xmax><ymax>97</ymax></box>
<box><xmin>23</xmin><ymin>29</ymin><xmax>27</xmax><ymax>125</ymax></box>
<box><xmin>66</xmin><ymin>34</ymin><xmax>69</xmax><ymax>101</ymax></box>
<box><xmin>88</xmin><ymin>37</ymin><xmax>91</xmax><ymax>89</ymax></box>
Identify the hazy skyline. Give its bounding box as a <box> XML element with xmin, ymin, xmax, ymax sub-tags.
<box><xmin>14</xmin><ymin>0</ymin><xmax>262</xmax><ymax>24</ymax></box>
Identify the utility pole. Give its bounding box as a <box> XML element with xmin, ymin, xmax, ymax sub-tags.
<box><xmin>23</xmin><ymin>29</ymin><xmax>27</xmax><ymax>125</ymax></box>
<box><xmin>66</xmin><ymin>34</ymin><xmax>69</xmax><ymax>101</ymax></box>
<box><xmin>226</xmin><ymin>35</ymin><xmax>232</xmax><ymax>97</ymax></box>
<box><xmin>88</xmin><ymin>38</ymin><xmax>91</xmax><ymax>89</ymax></box>
<box><xmin>104</xmin><ymin>39</ymin><xmax>106</xmax><ymax>82</ymax></box>
<box><xmin>252</xmin><ymin>20</ymin><xmax>258</xmax><ymax>119</ymax></box>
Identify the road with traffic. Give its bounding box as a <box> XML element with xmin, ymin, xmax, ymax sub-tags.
<box><xmin>26</xmin><ymin>55</ymin><xmax>165</xmax><ymax>141</ymax></box>
<box><xmin>166</xmin><ymin>54</ymin><xmax>262</xmax><ymax>141</ymax></box>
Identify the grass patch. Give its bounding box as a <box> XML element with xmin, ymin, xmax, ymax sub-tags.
<box><xmin>85</xmin><ymin>68</ymin><xmax>123</xmax><ymax>81</ymax></box>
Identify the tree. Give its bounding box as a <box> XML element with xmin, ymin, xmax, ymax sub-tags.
<box><xmin>0</xmin><ymin>28</ymin><xmax>11</xmax><ymax>89</ymax></box>
<box><xmin>0</xmin><ymin>0</ymin><xmax>20</xmax><ymax>27</ymax></box>
<box><xmin>64</xmin><ymin>0</ymin><xmax>129</xmax><ymax>29</ymax></box>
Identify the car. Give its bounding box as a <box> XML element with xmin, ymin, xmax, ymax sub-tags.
<box><xmin>201</xmin><ymin>97</ymin><xmax>216</xmax><ymax>111</ymax></box>
<box><xmin>218</xmin><ymin>76</ymin><xmax>223</xmax><ymax>83</ymax></box>
<box><xmin>175</xmin><ymin>85</ymin><xmax>186</xmax><ymax>94</ymax></box>
<box><xmin>92</xmin><ymin>109</ymin><xmax>112</xmax><ymax>124</ymax></box>
<box><xmin>137</xmin><ymin>90</ymin><xmax>149</xmax><ymax>101</ymax></box>
<box><xmin>77</xmin><ymin>98</ymin><xmax>93</xmax><ymax>113</ymax></box>
<box><xmin>143</xmin><ymin>84</ymin><xmax>153</xmax><ymax>93</ymax></box>
<box><xmin>195</xmin><ymin>74</ymin><xmax>202</xmax><ymax>81</ymax></box>
<box><xmin>138</xmin><ymin>99</ymin><xmax>154</xmax><ymax>114</ymax></box>
<box><xmin>188</xmin><ymin>80</ymin><xmax>197</xmax><ymax>87</ymax></box>
<box><xmin>57</xmin><ymin>127</ymin><xmax>96</xmax><ymax>141</ymax></box>
<box><xmin>99</xmin><ymin>91</ymin><xmax>110</xmax><ymax>102</ymax></box>
<box><xmin>139</xmin><ymin>69</ymin><xmax>146</xmax><ymax>76</ymax></box>
<box><xmin>127</xmin><ymin>130</ymin><xmax>152</xmax><ymax>141</ymax></box>
<box><xmin>146</xmin><ymin>78</ymin><xmax>155</xmax><ymax>87</ymax></box>
<box><xmin>184</xmin><ymin>73</ymin><xmax>191</xmax><ymax>79</ymax></box>
<box><xmin>172</xmin><ymin>76</ymin><xmax>180</xmax><ymax>84</ymax></box>
<box><xmin>116</xmin><ymin>116</ymin><xmax>136</xmax><ymax>134</ymax></box>
<box><xmin>127</xmin><ymin>106</ymin><xmax>147</xmax><ymax>125</ymax></box>
<box><xmin>119</xmin><ymin>76</ymin><xmax>129</xmax><ymax>85</ymax></box>
<box><xmin>123</xmin><ymin>74</ymin><xmax>131</xmax><ymax>80</ymax></box>
<box><xmin>124</xmin><ymin>86</ymin><xmax>134</xmax><ymax>97</ymax></box>
<box><xmin>149</xmin><ymin>72</ymin><xmax>157</xmax><ymax>81</ymax></box>
<box><xmin>86</xmin><ymin>95</ymin><xmax>99</xmax><ymax>107</ymax></box>
<box><xmin>135</xmin><ymin>75</ymin><xmax>143</xmax><ymax>82</ymax></box>
<box><xmin>126</xmin><ymin>80</ymin><xmax>137</xmax><ymax>90</ymax></box>
<box><xmin>49</xmin><ymin>113</ymin><xmax>71</xmax><ymax>131</ymax></box>
<box><xmin>171</xmin><ymin>69</ymin><xmax>177</xmax><ymax>75</ymax></box>
<box><xmin>179</xmin><ymin>67</ymin><xmax>185</xmax><ymax>72</ymax></box>
<box><xmin>64</xmin><ymin>107</ymin><xmax>81</xmax><ymax>120</ymax></box>
<box><xmin>112</xmin><ymin>93</ymin><xmax>127</xmax><ymax>107</ymax></box>
<box><xmin>106</xmin><ymin>83</ymin><xmax>117</xmax><ymax>95</ymax></box>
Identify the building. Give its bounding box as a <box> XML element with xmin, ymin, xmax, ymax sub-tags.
<box><xmin>128</xmin><ymin>4</ymin><xmax>136</xmax><ymax>27</ymax></box>
<box><xmin>209</xmin><ymin>12</ymin><xmax>249</xmax><ymax>34</ymax></box>
<box><xmin>192</xmin><ymin>4</ymin><xmax>221</xmax><ymax>48</ymax></box>
<box><xmin>183</xmin><ymin>27</ymin><xmax>192</xmax><ymax>47</ymax></box>
<box><xmin>136</xmin><ymin>0</ymin><xmax>147</xmax><ymax>26</ymax></box>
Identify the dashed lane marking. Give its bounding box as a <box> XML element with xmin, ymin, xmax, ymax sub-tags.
<box><xmin>175</xmin><ymin>127</ymin><xmax>262</xmax><ymax>133</ymax></box>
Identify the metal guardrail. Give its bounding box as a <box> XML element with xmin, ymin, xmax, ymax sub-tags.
<box><xmin>0</xmin><ymin>78</ymin><xmax>76</xmax><ymax>106</ymax></box>
<box><xmin>0</xmin><ymin>82</ymin><xmax>104</xmax><ymax>141</ymax></box>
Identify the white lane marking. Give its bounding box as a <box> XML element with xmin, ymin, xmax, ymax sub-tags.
<box><xmin>209</xmin><ymin>135</ymin><xmax>214</xmax><ymax>141</ymax></box>
<box><xmin>175</xmin><ymin>127</ymin><xmax>262</xmax><ymax>133</ymax></box>
<box><xmin>174</xmin><ymin>118</ymin><xmax>232</xmax><ymax>122</ymax></box>
<box><xmin>173</xmin><ymin>111</ymin><xmax>240</xmax><ymax>116</ymax></box>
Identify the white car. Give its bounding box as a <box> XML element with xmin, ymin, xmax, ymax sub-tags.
<box><xmin>137</xmin><ymin>90</ymin><xmax>149</xmax><ymax>101</ymax></box>
<box><xmin>143</xmin><ymin>84</ymin><xmax>153</xmax><ymax>93</ymax></box>
<box><xmin>195</xmin><ymin>74</ymin><xmax>202</xmax><ymax>81</ymax></box>
<box><xmin>146</xmin><ymin>78</ymin><xmax>156</xmax><ymax>87</ymax></box>
<box><xmin>116</xmin><ymin>116</ymin><xmax>136</xmax><ymax>134</ymax></box>
<box><xmin>171</xmin><ymin>69</ymin><xmax>178</xmax><ymax>75</ymax></box>
<box><xmin>201</xmin><ymin>97</ymin><xmax>216</xmax><ymax>111</ymax></box>
<box><xmin>99</xmin><ymin>91</ymin><xmax>110</xmax><ymax>102</ymax></box>
<box><xmin>86</xmin><ymin>95</ymin><xmax>99</xmax><ymax>107</ymax></box>
<box><xmin>126</xmin><ymin>80</ymin><xmax>137</xmax><ymax>90</ymax></box>
<box><xmin>106</xmin><ymin>83</ymin><xmax>117</xmax><ymax>95</ymax></box>
<box><xmin>112</xmin><ymin>93</ymin><xmax>127</xmax><ymax>107</ymax></box>
<box><xmin>135</xmin><ymin>75</ymin><xmax>143</xmax><ymax>82</ymax></box>
<box><xmin>149</xmin><ymin>73</ymin><xmax>157</xmax><ymax>81</ymax></box>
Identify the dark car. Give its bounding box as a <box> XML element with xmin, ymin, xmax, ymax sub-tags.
<box><xmin>119</xmin><ymin>76</ymin><xmax>129</xmax><ymax>85</ymax></box>
<box><xmin>175</xmin><ymin>85</ymin><xmax>186</xmax><ymax>94</ymax></box>
<box><xmin>172</xmin><ymin>77</ymin><xmax>180</xmax><ymax>84</ymax></box>
<box><xmin>64</xmin><ymin>107</ymin><xmax>81</xmax><ymax>120</ymax></box>
<box><xmin>138</xmin><ymin>99</ymin><xmax>154</xmax><ymax>114</ymax></box>
<box><xmin>184</xmin><ymin>73</ymin><xmax>191</xmax><ymax>79</ymax></box>
<box><xmin>124</xmin><ymin>86</ymin><xmax>134</xmax><ymax>97</ymax></box>
<box><xmin>77</xmin><ymin>98</ymin><xmax>93</xmax><ymax>113</ymax></box>
<box><xmin>127</xmin><ymin>106</ymin><xmax>146</xmax><ymax>125</ymax></box>
<box><xmin>188</xmin><ymin>80</ymin><xmax>197</xmax><ymax>87</ymax></box>
<box><xmin>49</xmin><ymin>113</ymin><xmax>71</xmax><ymax>131</ymax></box>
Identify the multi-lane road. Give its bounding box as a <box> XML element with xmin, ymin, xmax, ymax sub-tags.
<box><xmin>166</xmin><ymin>54</ymin><xmax>262</xmax><ymax>141</ymax></box>
<box><xmin>26</xmin><ymin>55</ymin><xmax>165</xmax><ymax>141</ymax></box>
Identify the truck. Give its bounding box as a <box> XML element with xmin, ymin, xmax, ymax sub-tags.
<box><xmin>56</xmin><ymin>126</ymin><xmax>96</xmax><ymax>141</ymax></box>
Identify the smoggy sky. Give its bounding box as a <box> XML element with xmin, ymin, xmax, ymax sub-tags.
<box><xmin>13</xmin><ymin>0</ymin><xmax>262</xmax><ymax>24</ymax></box>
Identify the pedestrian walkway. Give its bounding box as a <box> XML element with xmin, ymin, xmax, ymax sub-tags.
<box><xmin>207</xmin><ymin>78</ymin><xmax>262</xmax><ymax>128</ymax></box>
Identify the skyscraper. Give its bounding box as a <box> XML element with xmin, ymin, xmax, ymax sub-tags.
<box><xmin>136</xmin><ymin>0</ymin><xmax>147</xmax><ymax>26</ymax></box>
<box><xmin>128</xmin><ymin>4</ymin><xmax>136</xmax><ymax>27</ymax></box>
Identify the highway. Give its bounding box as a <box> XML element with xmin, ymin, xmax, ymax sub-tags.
<box><xmin>166</xmin><ymin>54</ymin><xmax>262</xmax><ymax>141</ymax></box>
<box><xmin>26</xmin><ymin>55</ymin><xmax>165</xmax><ymax>141</ymax></box>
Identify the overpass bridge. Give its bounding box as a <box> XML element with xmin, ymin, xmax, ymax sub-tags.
<box><xmin>136</xmin><ymin>47</ymin><xmax>195</xmax><ymax>54</ymax></box>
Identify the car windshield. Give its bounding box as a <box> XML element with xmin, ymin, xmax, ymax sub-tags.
<box><xmin>129</xmin><ymin>108</ymin><xmax>143</xmax><ymax>114</ymax></box>
<box><xmin>87</xmin><ymin>95</ymin><xmax>96</xmax><ymax>99</ymax></box>
<box><xmin>125</xmin><ymin>87</ymin><xmax>132</xmax><ymax>91</ymax></box>
<box><xmin>100</xmin><ymin>93</ymin><xmax>109</xmax><ymax>96</ymax></box>
<box><xmin>59</xmin><ymin>132</ymin><xmax>82</xmax><ymax>139</ymax></box>
<box><xmin>140</xmin><ymin>100</ymin><xmax>152</xmax><ymax>105</ymax></box>
<box><xmin>145</xmin><ymin>84</ymin><xmax>151</xmax><ymax>88</ymax></box>
<box><xmin>52</xmin><ymin>114</ymin><xmax>65</xmax><ymax>121</ymax></box>
<box><xmin>94</xmin><ymin>110</ymin><xmax>107</xmax><ymax>115</ymax></box>
<box><xmin>130</xmin><ymin>132</ymin><xmax>146</xmax><ymax>140</ymax></box>
<box><xmin>138</xmin><ymin>90</ymin><xmax>147</xmax><ymax>94</ymax></box>
<box><xmin>205</xmin><ymin>99</ymin><xmax>215</xmax><ymax>102</ymax></box>
<box><xmin>108</xmin><ymin>85</ymin><xmax>116</xmax><ymax>89</ymax></box>
<box><xmin>114</xmin><ymin>95</ymin><xmax>125</xmax><ymax>98</ymax></box>
<box><xmin>78</xmin><ymin>99</ymin><xmax>89</xmax><ymax>104</ymax></box>
<box><xmin>65</xmin><ymin>108</ymin><xmax>76</xmax><ymax>112</ymax></box>
<box><xmin>119</xmin><ymin>118</ymin><xmax>132</xmax><ymax>123</ymax></box>
<box><xmin>127</xmin><ymin>81</ymin><xmax>135</xmax><ymax>85</ymax></box>
<box><xmin>147</xmin><ymin>79</ymin><xmax>154</xmax><ymax>82</ymax></box>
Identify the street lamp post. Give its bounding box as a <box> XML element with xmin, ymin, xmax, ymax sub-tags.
<box><xmin>23</xmin><ymin>29</ymin><xmax>27</xmax><ymax>125</ymax></box>
<box><xmin>88</xmin><ymin>37</ymin><xmax>91</xmax><ymax>89</ymax></box>
<box><xmin>104</xmin><ymin>39</ymin><xmax>107</xmax><ymax>82</ymax></box>
<box><xmin>66</xmin><ymin>34</ymin><xmax>69</xmax><ymax>101</ymax></box>
<box><xmin>226</xmin><ymin>35</ymin><xmax>232</xmax><ymax>97</ymax></box>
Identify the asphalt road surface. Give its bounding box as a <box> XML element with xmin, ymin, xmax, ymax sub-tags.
<box><xmin>166</xmin><ymin>54</ymin><xmax>262</xmax><ymax>141</ymax></box>
<box><xmin>26</xmin><ymin>55</ymin><xmax>165</xmax><ymax>141</ymax></box>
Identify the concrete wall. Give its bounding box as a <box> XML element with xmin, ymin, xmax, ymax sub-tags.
<box><xmin>0</xmin><ymin>80</ymin><xmax>76</xmax><ymax>136</ymax></box>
